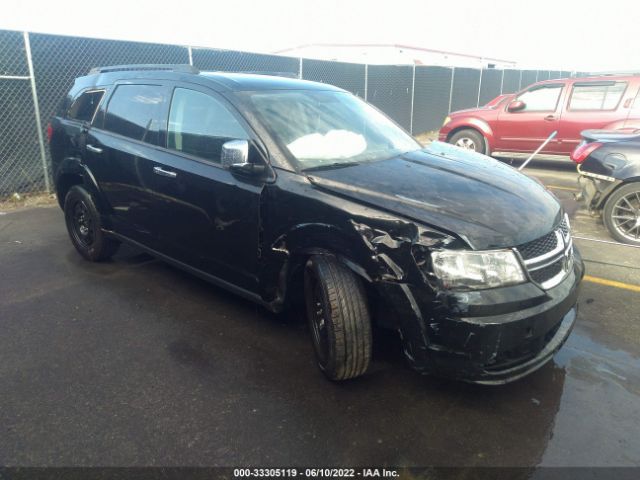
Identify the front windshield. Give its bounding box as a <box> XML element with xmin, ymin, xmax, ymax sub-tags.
<box><xmin>247</xmin><ymin>90</ymin><xmax>420</xmax><ymax>170</ymax></box>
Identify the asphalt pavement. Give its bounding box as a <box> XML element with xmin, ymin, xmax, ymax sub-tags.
<box><xmin>0</xmin><ymin>160</ymin><xmax>639</xmax><ymax>468</ymax></box>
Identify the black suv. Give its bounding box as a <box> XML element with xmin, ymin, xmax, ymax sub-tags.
<box><xmin>49</xmin><ymin>65</ymin><xmax>584</xmax><ymax>384</ymax></box>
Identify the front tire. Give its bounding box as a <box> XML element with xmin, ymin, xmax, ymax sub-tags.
<box><xmin>603</xmin><ymin>182</ymin><xmax>640</xmax><ymax>245</ymax></box>
<box><xmin>64</xmin><ymin>185</ymin><xmax>120</xmax><ymax>261</ymax></box>
<box><xmin>304</xmin><ymin>255</ymin><xmax>372</xmax><ymax>381</ymax></box>
<box><xmin>448</xmin><ymin>129</ymin><xmax>486</xmax><ymax>154</ymax></box>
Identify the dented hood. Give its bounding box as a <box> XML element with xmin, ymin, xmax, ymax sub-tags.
<box><xmin>306</xmin><ymin>143</ymin><xmax>562</xmax><ymax>250</ymax></box>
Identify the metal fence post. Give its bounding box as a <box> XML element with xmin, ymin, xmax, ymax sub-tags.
<box><xmin>476</xmin><ymin>67</ymin><xmax>483</xmax><ymax>107</ymax></box>
<box><xmin>409</xmin><ymin>64</ymin><xmax>416</xmax><ymax>134</ymax></box>
<box><xmin>23</xmin><ymin>32</ymin><xmax>50</xmax><ymax>193</ymax></box>
<box><xmin>448</xmin><ymin>67</ymin><xmax>455</xmax><ymax>113</ymax></box>
<box><xmin>364</xmin><ymin>64</ymin><xmax>368</xmax><ymax>101</ymax></box>
<box><xmin>500</xmin><ymin>69</ymin><xmax>505</xmax><ymax>94</ymax></box>
<box><xmin>188</xmin><ymin>46</ymin><xmax>193</xmax><ymax>66</ymax></box>
<box><xmin>518</xmin><ymin>69</ymin><xmax>523</xmax><ymax>90</ymax></box>
<box><xmin>298</xmin><ymin>57</ymin><xmax>303</xmax><ymax>79</ymax></box>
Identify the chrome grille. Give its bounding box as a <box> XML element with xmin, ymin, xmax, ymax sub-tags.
<box><xmin>516</xmin><ymin>214</ymin><xmax>573</xmax><ymax>290</ymax></box>
<box><xmin>559</xmin><ymin>216</ymin><xmax>570</xmax><ymax>237</ymax></box>
<box><xmin>518</xmin><ymin>231</ymin><xmax>558</xmax><ymax>261</ymax></box>
<box><xmin>529</xmin><ymin>261</ymin><xmax>563</xmax><ymax>284</ymax></box>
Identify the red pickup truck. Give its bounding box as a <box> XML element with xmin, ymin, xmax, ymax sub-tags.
<box><xmin>438</xmin><ymin>75</ymin><xmax>640</xmax><ymax>156</ymax></box>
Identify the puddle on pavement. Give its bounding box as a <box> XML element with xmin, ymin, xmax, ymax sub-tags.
<box><xmin>539</xmin><ymin>327</ymin><xmax>640</xmax><ymax>466</ymax></box>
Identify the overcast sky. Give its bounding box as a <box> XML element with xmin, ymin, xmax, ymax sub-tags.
<box><xmin>2</xmin><ymin>0</ymin><xmax>639</xmax><ymax>71</ymax></box>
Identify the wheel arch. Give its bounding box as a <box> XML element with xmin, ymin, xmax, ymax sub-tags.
<box><xmin>266</xmin><ymin>223</ymin><xmax>376</xmax><ymax>312</ymax></box>
<box><xmin>54</xmin><ymin>157</ymin><xmax>82</xmax><ymax>208</ymax></box>
<box><xmin>445</xmin><ymin>120</ymin><xmax>494</xmax><ymax>153</ymax></box>
<box><xmin>598</xmin><ymin>177</ymin><xmax>640</xmax><ymax>209</ymax></box>
<box><xmin>55</xmin><ymin>172</ymin><xmax>83</xmax><ymax>209</ymax></box>
<box><xmin>54</xmin><ymin>157</ymin><xmax>108</xmax><ymax>215</ymax></box>
<box><xmin>288</xmin><ymin>248</ymin><xmax>373</xmax><ymax>296</ymax></box>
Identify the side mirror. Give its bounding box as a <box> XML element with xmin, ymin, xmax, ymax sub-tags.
<box><xmin>221</xmin><ymin>139</ymin><xmax>249</xmax><ymax>167</ymax></box>
<box><xmin>221</xmin><ymin>139</ymin><xmax>265</xmax><ymax>176</ymax></box>
<box><xmin>507</xmin><ymin>100</ymin><xmax>526</xmax><ymax>113</ymax></box>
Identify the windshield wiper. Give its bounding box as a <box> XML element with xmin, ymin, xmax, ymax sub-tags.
<box><xmin>301</xmin><ymin>161</ymin><xmax>361</xmax><ymax>172</ymax></box>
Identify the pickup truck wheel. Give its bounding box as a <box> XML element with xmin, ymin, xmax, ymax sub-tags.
<box><xmin>64</xmin><ymin>185</ymin><xmax>120</xmax><ymax>261</ymax></box>
<box><xmin>603</xmin><ymin>182</ymin><xmax>640</xmax><ymax>246</ymax></box>
<box><xmin>449</xmin><ymin>129</ymin><xmax>486</xmax><ymax>154</ymax></box>
<box><xmin>304</xmin><ymin>255</ymin><xmax>372</xmax><ymax>381</ymax></box>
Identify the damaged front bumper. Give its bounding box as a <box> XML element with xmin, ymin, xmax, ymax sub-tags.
<box><xmin>377</xmin><ymin>248</ymin><xmax>584</xmax><ymax>384</ymax></box>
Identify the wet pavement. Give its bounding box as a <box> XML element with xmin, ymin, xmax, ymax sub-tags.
<box><xmin>0</xmin><ymin>161</ymin><xmax>639</xmax><ymax>467</ymax></box>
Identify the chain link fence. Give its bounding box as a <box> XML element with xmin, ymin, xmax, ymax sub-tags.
<box><xmin>0</xmin><ymin>29</ymin><xmax>587</xmax><ymax>197</ymax></box>
<box><xmin>0</xmin><ymin>31</ymin><xmax>44</xmax><ymax>195</ymax></box>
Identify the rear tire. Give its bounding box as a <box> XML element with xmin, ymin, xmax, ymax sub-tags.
<box><xmin>304</xmin><ymin>255</ymin><xmax>372</xmax><ymax>381</ymax></box>
<box><xmin>448</xmin><ymin>129</ymin><xmax>486</xmax><ymax>154</ymax></box>
<box><xmin>64</xmin><ymin>185</ymin><xmax>120</xmax><ymax>261</ymax></box>
<box><xmin>603</xmin><ymin>182</ymin><xmax>640</xmax><ymax>246</ymax></box>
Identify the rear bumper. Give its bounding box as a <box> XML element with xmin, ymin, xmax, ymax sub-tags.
<box><xmin>379</xmin><ymin>248</ymin><xmax>584</xmax><ymax>384</ymax></box>
<box><xmin>577</xmin><ymin>169</ymin><xmax>621</xmax><ymax>211</ymax></box>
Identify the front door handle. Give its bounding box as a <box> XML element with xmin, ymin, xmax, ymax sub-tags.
<box><xmin>86</xmin><ymin>144</ymin><xmax>103</xmax><ymax>154</ymax></box>
<box><xmin>544</xmin><ymin>115</ymin><xmax>556</xmax><ymax>121</ymax></box>
<box><xmin>153</xmin><ymin>166</ymin><xmax>177</xmax><ymax>178</ymax></box>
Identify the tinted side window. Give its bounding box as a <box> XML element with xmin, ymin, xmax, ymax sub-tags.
<box><xmin>67</xmin><ymin>90</ymin><xmax>104</xmax><ymax>122</ymax></box>
<box><xmin>569</xmin><ymin>82</ymin><xmax>627</xmax><ymax>110</ymax></box>
<box><xmin>104</xmin><ymin>84</ymin><xmax>167</xmax><ymax>145</ymax></box>
<box><xmin>167</xmin><ymin>88</ymin><xmax>247</xmax><ymax>162</ymax></box>
<box><xmin>516</xmin><ymin>85</ymin><xmax>563</xmax><ymax>111</ymax></box>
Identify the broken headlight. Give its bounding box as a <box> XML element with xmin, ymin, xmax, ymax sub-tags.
<box><xmin>431</xmin><ymin>249</ymin><xmax>526</xmax><ymax>290</ymax></box>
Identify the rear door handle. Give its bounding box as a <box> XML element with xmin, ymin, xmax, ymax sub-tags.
<box><xmin>86</xmin><ymin>144</ymin><xmax>103</xmax><ymax>154</ymax></box>
<box><xmin>153</xmin><ymin>166</ymin><xmax>177</xmax><ymax>178</ymax></box>
<box><xmin>544</xmin><ymin>115</ymin><xmax>556</xmax><ymax>121</ymax></box>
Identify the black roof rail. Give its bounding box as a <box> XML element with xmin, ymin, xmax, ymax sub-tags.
<box><xmin>88</xmin><ymin>64</ymin><xmax>200</xmax><ymax>75</ymax></box>
<box><xmin>202</xmin><ymin>70</ymin><xmax>299</xmax><ymax>79</ymax></box>
<box><xmin>241</xmin><ymin>71</ymin><xmax>299</xmax><ymax>78</ymax></box>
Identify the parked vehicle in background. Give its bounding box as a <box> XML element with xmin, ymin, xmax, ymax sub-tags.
<box><xmin>439</xmin><ymin>75</ymin><xmax>640</xmax><ymax>156</ymax></box>
<box><xmin>49</xmin><ymin>65</ymin><xmax>584</xmax><ymax>384</ymax></box>
<box><xmin>574</xmin><ymin>129</ymin><xmax>640</xmax><ymax>245</ymax></box>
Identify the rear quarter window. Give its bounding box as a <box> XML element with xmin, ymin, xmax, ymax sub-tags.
<box><xmin>67</xmin><ymin>90</ymin><xmax>104</xmax><ymax>123</ymax></box>
<box><xmin>568</xmin><ymin>82</ymin><xmax>627</xmax><ymax>111</ymax></box>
